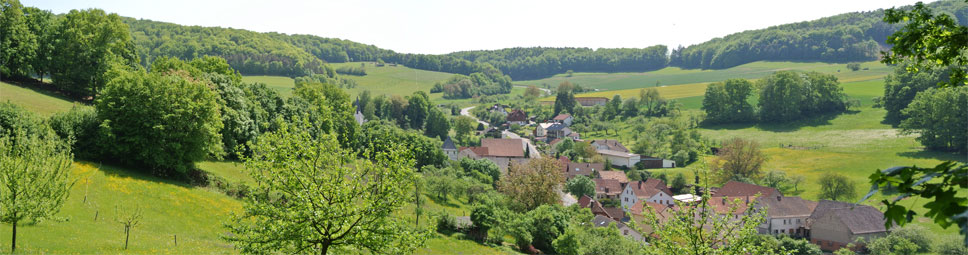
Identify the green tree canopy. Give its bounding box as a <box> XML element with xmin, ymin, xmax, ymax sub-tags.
<box><xmin>50</xmin><ymin>8</ymin><xmax>138</xmax><ymax>99</ymax></box>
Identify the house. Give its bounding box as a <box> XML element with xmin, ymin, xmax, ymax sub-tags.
<box><xmin>575</xmin><ymin>97</ymin><xmax>609</xmax><ymax>106</ymax></box>
<box><xmin>620</xmin><ymin>178</ymin><xmax>675</xmax><ymax>210</ymax></box>
<box><xmin>713</xmin><ymin>181</ymin><xmax>782</xmax><ymax>198</ymax></box>
<box><xmin>591</xmin><ymin>215</ymin><xmax>646</xmax><ymax>243</ymax></box>
<box><xmin>807</xmin><ymin>200</ymin><xmax>888</xmax><ymax>251</ymax></box>
<box><xmin>535</xmin><ymin>122</ymin><xmax>571</xmax><ymax>140</ymax></box>
<box><xmin>591</xmin><ymin>139</ymin><xmax>630</xmax><ymax>153</ymax></box>
<box><xmin>705</xmin><ymin>196</ymin><xmax>756</xmax><ymax>221</ymax></box>
<box><xmin>639</xmin><ymin>156</ymin><xmax>676</xmax><ymax>168</ymax></box>
<box><xmin>598</xmin><ymin>149</ymin><xmax>641</xmax><ymax>168</ymax></box>
<box><xmin>488</xmin><ymin>104</ymin><xmax>509</xmax><ymax>115</ymax></box>
<box><xmin>628</xmin><ymin>200</ymin><xmax>672</xmax><ymax>233</ymax></box>
<box><xmin>579</xmin><ymin>195</ymin><xmax>627</xmax><ymax>222</ymax></box>
<box><xmin>597</xmin><ymin>170</ymin><xmax>629</xmax><ymax>185</ymax></box>
<box><xmin>755</xmin><ymin>195</ymin><xmax>818</xmax><ymax>238</ymax></box>
<box><xmin>353</xmin><ymin>99</ymin><xmax>367</xmax><ymax>125</ymax></box>
<box><xmin>594</xmin><ymin>178</ymin><xmax>623</xmax><ymax>199</ymax></box>
<box><xmin>457</xmin><ymin>138</ymin><xmax>529</xmax><ymax>172</ymax></box>
<box><xmin>507</xmin><ymin>109</ymin><xmax>528</xmax><ymax>126</ymax></box>
<box><xmin>442</xmin><ymin>137</ymin><xmax>458</xmax><ymax>161</ymax></box>
<box><xmin>563</xmin><ymin>162</ymin><xmax>604</xmax><ymax>180</ymax></box>
<box><xmin>566</xmin><ymin>132</ymin><xmax>580</xmax><ymax>140</ymax></box>
<box><xmin>552</xmin><ymin>114</ymin><xmax>573</xmax><ymax>126</ymax></box>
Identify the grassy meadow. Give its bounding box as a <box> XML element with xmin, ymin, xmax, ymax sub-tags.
<box><xmin>241</xmin><ymin>75</ymin><xmax>296</xmax><ymax>98</ymax></box>
<box><xmin>0</xmin><ymin>81</ymin><xmax>78</xmax><ymax>116</ymax></box>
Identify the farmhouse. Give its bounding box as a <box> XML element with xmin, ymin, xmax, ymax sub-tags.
<box><xmin>591</xmin><ymin>139</ymin><xmax>629</xmax><ymax>152</ymax></box>
<box><xmin>534</xmin><ymin>122</ymin><xmax>571</xmax><ymax>139</ymax></box>
<box><xmin>705</xmin><ymin>196</ymin><xmax>756</xmax><ymax>221</ymax></box>
<box><xmin>754</xmin><ymin>195</ymin><xmax>818</xmax><ymax>238</ymax></box>
<box><xmin>597</xmin><ymin>149</ymin><xmax>641</xmax><ymax>168</ymax></box>
<box><xmin>575</xmin><ymin>97</ymin><xmax>609</xmax><ymax>106</ymax></box>
<box><xmin>807</xmin><ymin>200</ymin><xmax>888</xmax><ymax>251</ymax></box>
<box><xmin>552</xmin><ymin>114</ymin><xmax>573</xmax><ymax>126</ymax></box>
<box><xmin>457</xmin><ymin>138</ymin><xmax>528</xmax><ymax>172</ymax></box>
<box><xmin>563</xmin><ymin>162</ymin><xmax>604</xmax><ymax>180</ymax></box>
<box><xmin>506</xmin><ymin>109</ymin><xmax>528</xmax><ymax>125</ymax></box>
<box><xmin>592</xmin><ymin>215</ymin><xmax>646</xmax><ymax>243</ymax></box>
<box><xmin>594</xmin><ymin>178</ymin><xmax>623</xmax><ymax>199</ymax></box>
<box><xmin>620</xmin><ymin>178</ymin><xmax>674</xmax><ymax>210</ymax></box>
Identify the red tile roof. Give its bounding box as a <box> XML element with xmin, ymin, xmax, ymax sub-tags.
<box><xmin>479</xmin><ymin>138</ymin><xmax>525</xmax><ymax>157</ymax></box>
<box><xmin>629</xmin><ymin>178</ymin><xmax>673</xmax><ymax>198</ymax></box>
<box><xmin>594</xmin><ymin>178</ymin><xmax>623</xmax><ymax>197</ymax></box>
<box><xmin>507</xmin><ymin>109</ymin><xmax>528</xmax><ymax>122</ymax></box>
<box><xmin>553</xmin><ymin>114</ymin><xmax>572</xmax><ymax>121</ymax></box>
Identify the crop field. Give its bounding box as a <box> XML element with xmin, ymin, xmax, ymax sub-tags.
<box><xmin>0</xmin><ymin>81</ymin><xmax>78</xmax><ymax>116</ymax></box>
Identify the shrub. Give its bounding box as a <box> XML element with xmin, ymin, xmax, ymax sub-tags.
<box><xmin>49</xmin><ymin>106</ymin><xmax>104</xmax><ymax>159</ymax></box>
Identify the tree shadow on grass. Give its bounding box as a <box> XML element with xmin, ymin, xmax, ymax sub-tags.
<box><xmin>896</xmin><ymin>150</ymin><xmax>968</xmax><ymax>163</ymax></box>
<box><xmin>701</xmin><ymin>110</ymin><xmax>856</xmax><ymax>133</ymax></box>
<box><xmin>3</xmin><ymin>79</ymin><xmax>82</xmax><ymax>103</ymax></box>
<box><xmin>81</xmin><ymin>161</ymin><xmax>194</xmax><ymax>189</ymax></box>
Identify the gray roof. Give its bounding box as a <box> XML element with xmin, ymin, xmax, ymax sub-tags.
<box><xmin>545</xmin><ymin>123</ymin><xmax>567</xmax><ymax>131</ymax></box>
<box><xmin>810</xmin><ymin>200</ymin><xmax>888</xmax><ymax>235</ymax></box>
<box><xmin>442</xmin><ymin>137</ymin><xmax>457</xmax><ymax>150</ymax></box>
<box><xmin>757</xmin><ymin>196</ymin><xmax>818</xmax><ymax>218</ymax></box>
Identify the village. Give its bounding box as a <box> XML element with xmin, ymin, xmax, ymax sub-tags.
<box><xmin>431</xmin><ymin>97</ymin><xmax>890</xmax><ymax>253</ymax></box>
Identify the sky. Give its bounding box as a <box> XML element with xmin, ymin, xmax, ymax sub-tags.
<box><xmin>23</xmin><ymin>0</ymin><xmax>926</xmax><ymax>55</ymax></box>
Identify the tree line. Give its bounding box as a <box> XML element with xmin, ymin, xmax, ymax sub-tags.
<box><xmin>669</xmin><ymin>0</ymin><xmax>968</xmax><ymax>69</ymax></box>
<box><xmin>702</xmin><ymin>71</ymin><xmax>850</xmax><ymax>124</ymax></box>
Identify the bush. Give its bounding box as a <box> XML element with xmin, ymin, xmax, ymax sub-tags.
<box><xmin>434</xmin><ymin>211</ymin><xmax>462</xmax><ymax>233</ymax></box>
<box><xmin>0</xmin><ymin>102</ymin><xmax>51</xmax><ymax>138</ymax></box>
<box><xmin>49</xmin><ymin>106</ymin><xmax>104</xmax><ymax>159</ymax></box>
<box><xmin>847</xmin><ymin>63</ymin><xmax>861</xmax><ymax>71</ymax></box>
<box><xmin>934</xmin><ymin>235</ymin><xmax>968</xmax><ymax>255</ymax></box>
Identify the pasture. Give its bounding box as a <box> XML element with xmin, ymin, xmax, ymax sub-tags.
<box><xmin>328</xmin><ymin>62</ymin><xmax>455</xmax><ymax>101</ymax></box>
<box><xmin>241</xmin><ymin>75</ymin><xmax>296</xmax><ymax>98</ymax></box>
<box><xmin>0</xmin><ymin>81</ymin><xmax>77</xmax><ymax>116</ymax></box>
<box><xmin>531</xmin><ymin>61</ymin><xmax>891</xmax><ymax>102</ymax></box>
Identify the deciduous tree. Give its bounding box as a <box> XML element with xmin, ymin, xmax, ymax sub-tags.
<box><xmin>818</xmin><ymin>172</ymin><xmax>857</xmax><ymax>202</ymax></box>
<box><xmin>498</xmin><ymin>158</ymin><xmax>564</xmax><ymax>212</ymax></box>
<box><xmin>711</xmin><ymin>138</ymin><xmax>766</xmax><ymax>184</ymax></box>
<box><xmin>224</xmin><ymin>120</ymin><xmax>431</xmax><ymax>254</ymax></box>
<box><xmin>565</xmin><ymin>175</ymin><xmax>595</xmax><ymax>198</ymax></box>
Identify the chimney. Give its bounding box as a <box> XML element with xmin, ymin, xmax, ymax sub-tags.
<box><xmin>777</xmin><ymin>196</ymin><xmax>782</xmax><ymax>201</ymax></box>
<box><xmin>722</xmin><ymin>196</ymin><xmax>726</xmax><ymax>205</ymax></box>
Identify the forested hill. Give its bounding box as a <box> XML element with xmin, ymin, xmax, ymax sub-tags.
<box><xmin>445</xmin><ymin>46</ymin><xmax>669</xmax><ymax>80</ymax></box>
<box><xmin>124</xmin><ymin>18</ymin><xmax>502</xmax><ymax>78</ymax></box>
<box><xmin>669</xmin><ymin>0</ymin><xmax>968</xmax><ymax>69</ymax></box>
<box><xmin>124</xmin><ymin>0</ymin><xmax>967</xmax><ymax>79</ymax></box>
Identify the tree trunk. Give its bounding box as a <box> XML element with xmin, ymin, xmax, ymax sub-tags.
<box><xmin>320</xmin><ymin>241</ymin><xmax>329</xmax><ymax>255</ymax></box>
<box><xmin>124</xmin><ymin>226</ymin><xmax>130</xmax><ymax>250</ymax></box>
<box><xmin>11</xmin><ymin>220</ymin><xmax>16</xmax><ymax>253</ymax></box>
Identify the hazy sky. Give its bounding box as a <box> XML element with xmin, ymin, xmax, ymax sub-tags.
<box><xmin>23</xmin><ymin>0</ymin><xmax>925</xmax><ymax>54</ymax></box>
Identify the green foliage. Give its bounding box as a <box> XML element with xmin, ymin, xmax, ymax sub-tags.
<box><xmin>670</xmin><ymin>173</ymin><xmax>687</xmax><ymax>193</ymax></box>
<box><xmin>865</xmin><ymin>162</ymin><xmax>967</xmax><ymax>243</ymax></box>
<box><xmin>437</xmin><ymin>71</ymin><xmax>512</xmax><ymax>99</ymax></box>
<box><xmin>334</xmin><ymin>65</ymin><xmax>366</xmax><ymax>76</ymax></box>
<box><xmin>0</xmin><ymin>127</ymin><xmax>73</xmax><ymax>253</ymax></box>
<box><xmin>702</xmin><ymin>79</ymin><xmax>755</xmax><ymax>124</ymax></box>
<box><xmin>424</xmin><ymin>107</ymin><xmax>450</xmax><ymax>140</ymax></box>
<box><xmin>498</xmin><ymin>158</ymin><xmax>564</xmax><ymax>212</ymax></box>
<box><xmin>878</xmin><ymin>61</ymin><xmax>953</xmax><ymax>124</ymax></box>
<box><xmin>407</xmin><ymin>91</ymin><xmax>430</xmax><ymax>129</ymax></box>
<box><xmin>360</xmin><ymin>120</ymin><xmax>446</xmax><ymax>169</ymax></box>
<box><xmin>758</xmin><ymin>71</ymin><xmax>848</xmax><ymax>122</ymax></box>
<box><xmin>564</xmin><ymin>175</ymin><xmax>596</xmax><ymax>198</ymax></box>
<box><xmin>899</xmin><ymin>86</ymin><xmax>968</xmax><ymax>153</ymax></box>
<box><xmin>48</xmin><ymin>105</ymin><xmax>103</xmax><ymax>159</ymax></box>
<box><xmin>458</xmin><ymin>158</ymin><xmax>500</xmax><ymax>185</ymax></box>
<box><xmin>776</xmin><ymin>235</ymin><xmax>823</xmax><ymax>255</ymax></box>
<box><xmin>289</xmin><ymin>80</ymin><xmax>360</xmax><ymax>149</ymax></box>
<box><xmin>868</xmin><ymin>234</ymin><xmax>920</xmax><ymax>255</ymax></box>
<box><xmin>670</xmin><ymin>1</ymin><xmax>968</xmax><ymax>69</ymax></box>
<box><xmin>847</xmin><ymin>63</ymin><xmax>861</xmax><ymax>71</ymax></box>
<box><xmin>818</xmin><ymin>172</ymin><xmax>857</xmax><ymax>201</ymax></box>
<box><xmin>452</xmin><ymin>116</ymin><xmax>476</xmax><ymax>144</ymax></box>
<box><xmin>711</xmin><ymin>138</ymin><xmax>767</xmax><ymax>185</ymax></box>
<box><xmin>448</xmin><ymin>46</ymin><xmax>668</xmax><ymax>80</ymax></box>
<box><xmin>882</xmin><ymin>1</ymin><xmax>968</xmax><ymax>87</ymax></box>
<box><xmin>97</xmin><ymin>65</ymin><xmax>223</xmax><ymax>175</ymax></box>
<box><xmin>0</xmin><ymin>0</ymin><xmax>36</xmax><ymax>79</ymax></box>
<box><xmin>554</xmin><ymin>82</ymin><xmax>577</xmax><ymax>115</ymax></box>
<box><xmin>0</xmin><ymin>102</ymin><xmax>49</xmax><ymax>138</ymax></box>
<box><xmin>934</xmin><ymin>235</ymin><xmax>968</xmax><ymax>255</ymax></box>
<box><xmin>552</xmin><ymin>222</ymin><xmax>644</xmax><ymax>255</ymax></box>
<box><xmin>50</xmin><ymin>8</ymin><xmax>138</xmax><ymax>99</ymax></box>
<box><xmin>225</xmin><ymin>120</ymin><xmax>431</xmax><ymax>254</ymax></box>
<box><xmin>631</xmin><ymin>116</ymin><xmax>706</xmax><ymax>166</ymax></box>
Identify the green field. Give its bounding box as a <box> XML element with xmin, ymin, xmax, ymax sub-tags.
<box><xmin>329</xmin><ymin>62</ymin><xmax>456</xmax><ymax>101</ymax></box>
<box><xmin>241</xmin><ymin>75</ymin><xmax>296</xmax><ymax>98</ymax></box>
<box><xmin>582</xmin><ymin>78</ymin><xmax>966</xmax><ymax>237</ymax></box>
<box><xmin>521</xmin><ymin>61</ymin><xmax>890</xmax><ymax>92</ymax></box>
<box><xmin>0</xmin><ymin>162</ymin><xmax>240</xmax><ymax>254</ymax></box>
<box><xmin>0</xmin><ymin>81</ymin><xmax>78</xmax><ymax>116</ymax></box>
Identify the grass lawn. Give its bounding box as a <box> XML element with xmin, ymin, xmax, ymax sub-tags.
<box><xmin>329</xmin><ymin>62</ymin><xmax>455</xmax><ymax>101</ymax></box>
<box><xmin>241</xmin><ymin>75</ymin><xmax>296</xmax><ymax>98</ymax></box>
<box><xmin>0</xmin><ymin>81</ymin><xmax>79</xmax><ymax>116</ymax></box>
<box><xmin>0</xmin><ymin>162</ymin><xmax>241</xmax><ymax>254</ymax></box>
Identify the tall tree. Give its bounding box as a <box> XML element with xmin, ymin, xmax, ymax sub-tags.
<box><xmin>564</xmin><ymin>175</ymin><xmax>595</xmax><ymax>198</ymax></box>
<box><xmin>50</xmin><ymin>8</ymin><xmax>137</xmax><ymax>99</ymax></box>
<box><xmin>21</xmin><ymin>7</ymin><xmax>54</xmax><ymax>80</ymax></box>
<box><xmin>898</xmin><ymin>86</ymin><xmax>968</xmax><ymax>152</ymax></box>
<box><xmin>703</xmin><ymin>79</ymin><xmax>755</xmax><ymax>123</ymax></box>
<box><xmin>554</xmin><ymin>82</ymin><xmax>576</xmax><ymax>115</ymax></box>
<box><xmin>225</xmin><ymin>120</ymin><xmax>431</xmax><ymax>254</ymax></box>
<box><xmin>97</xmin><ymin>65</ymin><xmax>223</xmax><ymax>175</ymax></box>
<box><xmin>877</xmin><ymin>61</ymin><xmax>952</xmax><ymax>124</ymax></box>
<box><xmin>711</xmin><ymin>138</ymin><xmax>766</xmax><ymax>184</ymax></box>
<box><xmin>0</xmin><ymin>0</ymin><xmax>35</xmax><ymax>79</ymax></box>
<box><xmin>818</xmin><ymin>172</ymin><xmax>857</xmax><ymax>202</ymax></box>
<box><xmin>498</xmin><ymin>158</ymin><xmax>564</xmax><ymax>212</ymax></box>
<box><xmin>453</xmin><ymin>116</ymin><xmax>476</xmax><ymax>143</ymax></box>
<box><xmin>0</xmin><ymin>129</ymin><xmax>73</xmax><ymax>253</ymax></box>
<box><xmin>424</xmin><ymin>107</ymin><xmax>450</xmax><ymax>140</ymax></box>
<box><xmin>407</xmin><ymin>91</ymin><xmax>431</xmax><ymax>130</ymax></box>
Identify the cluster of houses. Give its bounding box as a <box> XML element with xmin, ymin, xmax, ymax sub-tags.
<box><xmin>576</xmin><ymin>178</ymin><xmax>888</xmax><ymax>252</ymax></box>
